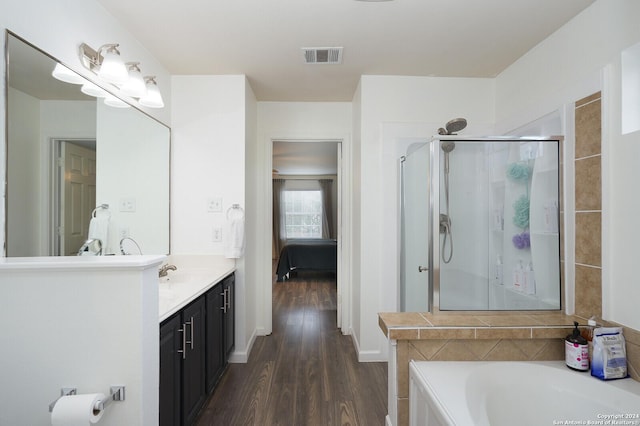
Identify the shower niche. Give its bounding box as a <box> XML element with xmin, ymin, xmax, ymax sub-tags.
<box><xmin>400</xmin><ymin>136</ymin><xmax>561</xmax><ymax>312</ymax></box>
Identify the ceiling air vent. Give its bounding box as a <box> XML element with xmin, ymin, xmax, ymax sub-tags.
<box><xmin>302</xmin><ymin>47</ymin><xmax>343</xmax><ymax>64</ymax></box>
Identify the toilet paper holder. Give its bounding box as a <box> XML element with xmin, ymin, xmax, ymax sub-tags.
<box><xmin>49</xmin><ymin>385</ymin><xmax>126</xmax><ymax>412</ymax></box>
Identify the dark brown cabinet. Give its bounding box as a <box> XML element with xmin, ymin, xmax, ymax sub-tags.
<box><xmin>159</xmin><ymin>272</ymin><xmax>235</xmax><ymax>426</ymax></box>
<box><xmin>205</xmin><ymin>273</ymin><xmax>235</xmax><ymax>392</ymax></box>
<box><xmin>205</xmin><ymin>283</ymin><xmax>224</xmax><ymax>392</ymax></box>
<box><xmin>159</xmin><ymin>315</ymin><xmax>182</xmax><ymax>426</ymax></box>
<box><xmin>181</xmin><ymin>297</ymin><xmax>206</xmax><ymax>426</ymax></box>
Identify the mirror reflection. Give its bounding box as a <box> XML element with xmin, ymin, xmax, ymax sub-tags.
<box><xmin>5</xmin><ymin>32</ymin><xmax>170</xmax><ymax>256</ymax></box>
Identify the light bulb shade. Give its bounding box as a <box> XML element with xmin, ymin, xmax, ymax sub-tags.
<box><xmin>120</xmin><ymin>63</ymin><xmax>147</xmax><ymax>98</ymax></box>
<box><xmin>98</xmin><ymin>45</ymin><xmax>128</xmax><ymax>85</ymax></box>
<box><xmin>104</xmin><ymin>94</ymin><xmax>131</xmax><ymax>108</ymax></box>
<box><xmin>81</xmin><ymin>82</ymin><xmax>109</xmax><ymax>98</ymax></box>
<box><xmin>139</xmin><ymin>77</ymin><xmax>164</xmax><ymax>108</ymax></box>
<box><xmin>52</xmin><ymin>63</ymin><xmax>85</xmax><ymax>84</ymax></box>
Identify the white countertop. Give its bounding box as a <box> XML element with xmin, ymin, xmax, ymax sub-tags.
<box><xmin>158</xmin><ymin>256</ymin><xmax>236</xmax><ymax>322</ymax></box>
<box><xmin>0</xmin><ymin>255</ymin><xmax>166</xmax><ymax>270</ymax></box>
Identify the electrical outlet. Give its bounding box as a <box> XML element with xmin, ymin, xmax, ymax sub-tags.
<box><xmin>207</xmin><ymin>197</ymin><xmax>223</xmax><ymax>213</ymax></box>
<box><xmin>120</xmin><ymin>227</ymin><xmax>129</xmax><ymax>238</ymax></box>
<box><xmin>212</xmin><ymin>226</ymin><xmax>222</xmax><ymax>242</ymax></box>
<box><xmin>119</xmin><ymin>198</ymin><xmax>136</xmax><ymax>212</ymax></box>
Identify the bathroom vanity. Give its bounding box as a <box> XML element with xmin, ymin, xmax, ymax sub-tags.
<box><xmin>158</xmin><ymin>256</ymin><xmax>236</xmax><ymax>426</ymax></box>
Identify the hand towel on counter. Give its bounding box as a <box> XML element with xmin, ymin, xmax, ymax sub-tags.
<box><xmin>224</xmin><ymin>210</ymin><xmax>245</xmax><ymax>259</ymax></box>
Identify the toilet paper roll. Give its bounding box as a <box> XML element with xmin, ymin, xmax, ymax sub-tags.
<box><xmin>51</xmin><ymin>393</ymin><xmax>105</xmax><ymax>426</ymax></box>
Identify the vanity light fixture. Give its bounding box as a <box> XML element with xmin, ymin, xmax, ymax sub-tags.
<box><xmin>80</xmin><ymin>81</ymin><xmax>109</xmax><ymax>98</ymax></box>
<box><xmin>138</xmin><ymin>76</ymin><xmax>164</xmax><ymax>108</ymax></box>
<box><xmin>99</xmin><ymin>44</ymin><xmax>128</xmax><ymax>85</ymax></box>
<box><xmin>119</xmin><ymin>62</ymin><xmax>146</xmax><ymax>98</ymax></box>
<box><xmin>104</xmin><ymin>94</ymin><xmax>131</xmax><ymax>108</ymax></box>
<box><xmin>51</xmin><ymin>63</ymin><xmax>85</xmax><ymax>84</ymax></box>
<box><xmin>79</xmin><ymin>42</ymin><xmax>165</xmax><ymax>109</ymax></box>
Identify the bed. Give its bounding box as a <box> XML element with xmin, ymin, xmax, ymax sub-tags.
<box><xmin>276</xmin><ymin>239</ymin><xmax>337</xmax><ymax>281</ymax></box>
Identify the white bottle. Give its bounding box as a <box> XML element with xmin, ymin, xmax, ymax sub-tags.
<box><xmin>494</xmin><ymin>255</ymin><xmax>503</xmax><ymax>285</ymax></box>
<box><xmin>513</xmin><ymin>260</ymin><xmax>524</xmax><ymax>291</ymax></box>
<box><xmin>525</xmin><ymin>262</ymin><xmax>536</xmax><ymax>295</ymax></box>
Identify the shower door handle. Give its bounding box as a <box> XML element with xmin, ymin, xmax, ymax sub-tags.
<box><xmin>418</xmin><ymin>266</ymin><xmax>428</xmax><ymax>273</ymax></box>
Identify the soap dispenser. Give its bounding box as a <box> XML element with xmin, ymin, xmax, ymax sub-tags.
<box><xmin>565</xmin><ymin>321</ymin><xmax>589</xmax><ymax>371</ymax></box>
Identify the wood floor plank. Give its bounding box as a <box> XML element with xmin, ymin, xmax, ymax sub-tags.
<box><xmin>195</xmin><ymin>269</ymin><xmax>387</xmax><ymax>426</ymax></box>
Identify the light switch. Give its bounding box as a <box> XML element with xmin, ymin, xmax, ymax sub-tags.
<box><xmin>119</xmin><ymin>198</ymin><xmax>136</xmax><ymax>212</ymax></box>
<box><xmin>207</xmin><ymin>197</ymin><xmax>223</xmax><ymax>213</ymax></box>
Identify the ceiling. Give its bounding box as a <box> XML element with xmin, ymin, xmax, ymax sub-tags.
<box><xmin>96</xmin><ymin>0</ymin><xmax>595</xmax><ymax>102</ymax></box>
<box><xmin>273</xmin><ymin>142</ymin><xmax>338</xmax><ymax>175</ymax></box>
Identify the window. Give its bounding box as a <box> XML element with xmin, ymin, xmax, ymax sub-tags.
<box><xmin>283</xmin><ymin>190</ymin><xmax>322</xmax><ymax>238</ymax></box>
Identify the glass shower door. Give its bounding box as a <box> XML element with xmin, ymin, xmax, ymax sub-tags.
<box><xmin>400</xmin><ymin>143</ymin><xmax>430</xmax><ymax>312</ymax></box>
<box><xmin>435</xmin><ymin>138</ymin><xmax>561</xmax><ymax>311</ymax></box>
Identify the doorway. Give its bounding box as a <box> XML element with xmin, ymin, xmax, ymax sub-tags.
<box><xmin>268</xmin><ymin>139</ymin><xmax>345</xmax><ymax>331</ymax></box>
<box><xmin>52</xmin><ymin>139</ymin><xmax>97</xmax><ymax>255</ymax></box>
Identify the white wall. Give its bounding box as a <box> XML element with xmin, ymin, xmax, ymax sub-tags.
<box><xmin>494</xmin><ymin>0</ymin><xmax>640</xmax><ymax>330</ymax></box>
<box><xmin>7</xmin><ymin>91</ymin><xmax>96</xmax><ymax>257</ymax></box>
<box><xmin>96</xmin><ymin>102</ymin><xmax>170</xmax><ymax>255</ymax></box>
<box><xmin>356</xmin><ymin>75</ymin><xmax>495</xmax><ymax>360</ymax></box>
<box><xmin>170</xmin><ymin>75</ymin><xmax>246</xmax><ymax>254</ymax></box>
<box><xmin>6</xmin><ymin>88</ymin><xmax>41</xmax><ymax>256</ymax></box>
<box><xmin>241</xmin><ymin>77</ymin><xmax>258</xmax><ymax>362</ymax></box>
<box><xmin>255</xmin><ymin>102</ymin><xmax>353</xmax><ymax>337</ymax></box>
<box><xmin>0</xmin><ymin>256</ymin><xmax>164</xmax><ymax>426</ymax></box>
<box><xmin>171</xmin><ymin>75</ymin><xmax>256</xmax><ymax>360</ymax></box>
<box><xmin>1</xmin><ymin>0</ymin><xmax>172</xmax><ymax>254</ymax></box>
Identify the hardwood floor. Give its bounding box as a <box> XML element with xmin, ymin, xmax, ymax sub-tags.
<box><xmin>195</xmin><ymin>269</ymin><xmax>388</xmax><ymax>425</ymax></box>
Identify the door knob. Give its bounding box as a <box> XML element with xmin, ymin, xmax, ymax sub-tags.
<box><xmin>418</xmin><ymin>266</ymin><xmax>428</xmax><ymax>272</ymax></box>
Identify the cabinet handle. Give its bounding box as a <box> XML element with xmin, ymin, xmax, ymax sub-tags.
<box><xmin>225</xmin><ymin>287</ymin><xmax>231</xmax><ymax>312</ymax></box>
<box><xmin>220</xmin><ymin>290</ymin><xmax>227</xmax><ymax>313</ymax></box>
<box><xmin>178</xmin><ymin>326</ymin><xmax>186</xmax><ymax>360</ymax></box>
<box><xmin>185</xmin><ymin>317</ymin><xmax>194</xmax><ymax>350</ymax></box>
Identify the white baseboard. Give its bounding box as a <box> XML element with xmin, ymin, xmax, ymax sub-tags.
<box><xmin>228</xmin><ymin>328</ymin><xmax>257</xmax><ymax>363</ymax></box>
<box><xmin>349</xmin><ymin>328</ymin><xmax>386</xmax><ymax>362</ymax></box>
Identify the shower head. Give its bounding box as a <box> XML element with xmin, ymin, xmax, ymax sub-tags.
<box><xmin>445</xmin><ymin>117</ymin><xmax>467</xmax><ymax>134</ymax></box>
<box><xmin>441</xmin><ymin>141</ymin><xmax>456</xmax><ymax>153</ymax></box>
<box><xmin>438</xmin><ymin>117</ymin><xmax>468</xmax><ymax>135</ymax></box>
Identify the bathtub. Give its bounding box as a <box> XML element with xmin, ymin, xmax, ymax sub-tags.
<box><xmin>409</xmin><ymin>360</ymin><xmax>640</xmax><ymax>426</ymax></box>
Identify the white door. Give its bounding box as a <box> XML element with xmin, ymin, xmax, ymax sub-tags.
<box><xmin>61</xmin><ymin>142</ymin><xmax>96</xmax><ymax>255</ymax></box>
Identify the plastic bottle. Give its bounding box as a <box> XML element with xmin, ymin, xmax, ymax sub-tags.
<box><xmin>513</xmin><ymin>260</ymin><xmax>524</xmax><ymax>291</ymax></box>
<box><xmin>581</xmin><ymin>316</ymin><xmax>597</xmax><ymax>363</ymax></box>
<box><xmin>565</xmin><ymin>321</ymin><xmax>589</xmax><ymax>371</ymax></box>
<box><xmin>525</xmin><ymin>262</ymin><xmax>536</xmax><ymax>295</ymax></box>
<box><xmin>494</xmin><ymin>255</ymin><xmax>503</xmax><ymax>285</ymax></box>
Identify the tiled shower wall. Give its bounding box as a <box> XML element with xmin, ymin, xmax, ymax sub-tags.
<box><xmin>574</xmin><ymin>92</ymin><xmax>603</xmax><ymax>319</ymax></box>
<box><xmin>574</xmin><ymin>92</ymin><xmax>639</xmax><ymax>381</ymax></box>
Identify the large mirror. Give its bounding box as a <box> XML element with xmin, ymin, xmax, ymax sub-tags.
<box><xmin>5</xmin><ymin>32</ymin><xmax>170</xmax><ymax>256</ymax></box>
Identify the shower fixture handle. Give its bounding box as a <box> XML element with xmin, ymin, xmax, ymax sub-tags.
<box><xmin>418</xmin><ymin>266</ymin><xmax>428</xmax><ymax>273</ymax></box>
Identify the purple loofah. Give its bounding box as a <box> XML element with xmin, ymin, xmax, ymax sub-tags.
<box><xmin>512</xmin><ymin>231</ymin><xmax>530</xmax><ymax>249</ymax></box>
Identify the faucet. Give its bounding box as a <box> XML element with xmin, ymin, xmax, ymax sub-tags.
<box><xmin>77</xmin><ymin>238</ymin><xmax>103</xmax><ymax>256</ymax></box>
<box><xmin>159</xmin><ymin>264</ymin><xmax>177</xmax><ymax>277</ymax></box>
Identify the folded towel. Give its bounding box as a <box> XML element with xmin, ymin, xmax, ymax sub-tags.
<box><xmin>224</xmin><ymin>213</ymin><xmax>245</xmax><ymax>259</ymax></box>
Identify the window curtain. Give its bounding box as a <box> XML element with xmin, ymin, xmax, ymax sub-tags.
<box><xmin>272</xmin><ymin>179</ymin><xmax>286</xmax><ymax>254</ymax></box>
<box><xmin>319</xmin><ymin>179</ymin><xmax>334</xmax><ymax>239</ymax></box>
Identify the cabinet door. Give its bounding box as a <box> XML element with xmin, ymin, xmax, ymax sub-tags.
<box><xmin>205</xmin><ymin>284</ymin><xmax>225</xmax><ymax>392</ymax></box>
<box><xmin>159</xmin><ymin>315</ymin><xmax>182</xmax><ymax>426</ymax></box>
<box><xmin>223</xmin><ymin>275</ymin><xmax>235</xmax><ymax>357</ymax></box>
<box><xmin>182</xmin><ymin>297</ymin><xmax>207</xmax><ymax>426</ymax></box>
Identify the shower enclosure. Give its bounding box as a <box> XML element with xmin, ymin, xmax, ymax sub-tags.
<box><xmin>400</xmin><ymin>136</ymin><xmax>561</xmax><ymax>311</ymax></box>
